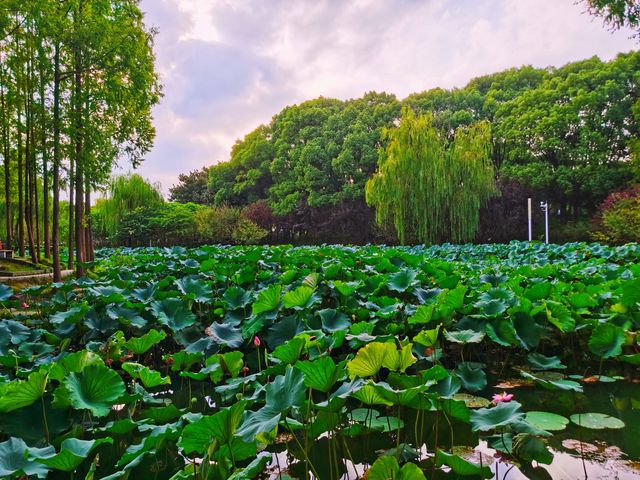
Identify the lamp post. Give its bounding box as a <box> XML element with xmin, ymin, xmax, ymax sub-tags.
<box><xmin>540</xmin><ymin>201</ymin><xmax>549</xmax><ymax>244</ymax></box>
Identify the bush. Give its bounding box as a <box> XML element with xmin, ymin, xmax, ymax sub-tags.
<box><xmin>591</xmin><ymin>184</ymin><xmax>640</xmax><ymax>244</ymax></box>
<box><xmin>232</xmin><ymin>218</ymin><xmax>268</xmax><ymax>245</ymax></box>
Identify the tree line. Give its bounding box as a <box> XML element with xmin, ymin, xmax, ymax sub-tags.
<box><xmin>0</xmin><ymin>0</ymin><xmax>160</xmax><ymax>278</ymax></box>
<box><xmin>171</xmin><ymin>51</ymin><xmax>640</xmax><ymax>244</ymax></box>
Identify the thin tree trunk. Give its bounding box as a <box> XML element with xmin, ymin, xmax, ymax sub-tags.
<box><xmin>85</xmin><ymin>178</ymin><xmax>93</xmax><ymax>262</ymax></box>
<box><xmin>52</xmin><ymin>42</ymin><xmax>62</xmax><ymax>282</ymax></box>
<box><xmin>73</xmin><ymin>41</ymin><xmax>85</xmax><ymax>278</ymax></box>
<box><xmin>17</xmin><ymin>104</ymin><xmax>24</xmax><ymax>257</ymax></box>
<box><xmin>40</xmin><ymin>72</ymin><xmax>49</xmax><ymax>258</ymax></box>
<box><xmin>67</xmin><ymin>157</ymin><xmax>74</xmax><ymax>270</ymax></box>
<box><xmin>0</xmin><ymin>66</ymin><xmax>11</xmax><ymax>248</ymax></box>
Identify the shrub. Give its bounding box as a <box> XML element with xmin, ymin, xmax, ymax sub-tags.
<box><xmin>591</xmin><ymin>184</ymin><xmax>640</xmax><ymax>245</ymax></box>
<box><xmin>195</xmin><ymin>205</ymin><xmax>241</xmax><ymax>244</ymax></box>
<box><xmin>232</xmin><ymin>218</ymin><xmax>268</xmax><ymax>245</ymax></box>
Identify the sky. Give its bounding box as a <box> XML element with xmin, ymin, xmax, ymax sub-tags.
<box><xmin>131</xmin><ymin>0</ymin><xmax>638</xmax><ymax>195</ymax></box>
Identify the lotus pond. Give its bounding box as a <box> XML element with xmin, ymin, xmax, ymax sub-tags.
<box><xmin>0</xmin><ymin>241</ymin><xmax>639</xmax><ymax>479</ymax></box>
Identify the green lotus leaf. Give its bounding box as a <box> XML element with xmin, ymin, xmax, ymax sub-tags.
<box><xmin>368</xmin><ymin>455</ymin><xmax>399</xmax><ymax>480</ymax></box>
<box><xmin>150</xmin><ymin>298</ymin><xmax>196</xmax><ymax>331</ymax></box>
<box><xmin>332</xmin><ymin>280</ymin><xmax>360</xmax><ymax>296</ymax></box>
<box><xmin>179</xmin><ymin>400</ymin><xmax>247</xmax><ymax>455</ymax></box>
<box><xmin>295</xmin><ymin>356</ymin><xmax>339</xmax><ymax>393</ymax></box>
<box><xmin>317</xmin><ymin>308</ymin><xmax>351</xmax><ymax>332</ymax></box>
<box><xmin>435</xmin><ymin>450</ymin><xmax>492</xmax><ymax>478</ymax></box>
<box><xmin>0</xmin><ymin>437</ymin><xmax>52</xmax><ymax>478</ymax></box>
<box><xmin>64</xmin><ymin>364</ymin><xmax>126</xmax><ymax>417</ymax></box>
<box><xmin>0</xmin><ymin>284</ymin><xmax>13</xmax><ymax>302</ymax></box>
<box><xmin>106</xmin><ymin>305</ymin><xmax>147</xmax><ymax>329</ymax></box>
<box><xmin>452</xmin><ymin>393</ymin><xmax>491</xmax><ymax>408</ymax></box>
<box><xmin>208</xmin><ymin>322</ymin><xmax>243</xmax><ymax>349</ymax></box>
<box><xmin>124</xmin><ymin>329</ymin><xmax>166</xmax><ymax>355</ymax></box>
<box><xmin>444</xmin><ymin>329</ymin><xmax>485</xmax><ymax>344</ymax></box>
<box><xmin>524</xmin><ymin>411</ymin><xmax>569</xmax><ymax>431</ymax></box>
<box><xmin>175</xmin><ymin>275</ymin><xmax>213</xmax><ymax>303</ymax></box>
<box><xmin>407</xmin><ymin>304</ymin><xmax>435</xmax><ymax>325</ymax></box>
<box><xmin>352</xmin><ymin>383</ymin><xmax>394</xmax><ymax>406</ymax></box>
<box><xmin>620</xmin><ymin>279</ymin><xmax>640</xmax><ymax>308</ymax></box>
<box><xmin>33</xmin><ymin>437</ymin><xmax>113</xmax><ymax>472</ymax></box>
<box><xmin>272</xmin><ymin>337</ymin><xmax>306</xmax><ymax>365</ymax></box>
<box><xmin>431</xmin><ymin>374</ymin><xmax>461</xmax><ymax>398</ymax></box>
<box><xmin>588</xmin><ymin>323</ymin><xmax>625</xmax><ymax>359</ymax></box>
<box><xmin>527</xmin><ymin>353</ymin><xmax>566</xmax><ymax>370</ymax></box>
<box><xmin>388</xmin><ymin>269</ymin><xmax>418</xmax><ymax>292</ymax></box>
<box><xmin>0</xmin><ymin>319</ymin><xmax>30</xmax><ymax>345</ymax></box>
<box><xmin>252</xmin><ymin>284</ymin><xmax>282</xmax><ymax>315</ymax></box>
<box><xmin>513</xmin><ymin>434</ymin><xmax>553</xmax><ymax>464</ymax></box>
<box><xmin>0</xmin><ymin>369</ymin><xmax>49</xmax><ymax>413</ymax></box>
<box><xmin>50</xmin><ymin>304</ymin><xmax>90</xmax><ymax>325</ymax></box>
<box><xmin>474</xmin><ymin>298</ymin><xmax>508</xmax><ymax>317</ymax></box>
<box><xmin>382</xmin><ymin>343</ymin><xmax>417</xmax><ymax>373</ymax></box>
<box><xmin>413</xmin><ymin>325</ymin><xmax>441</xmax><ymax>347</ymax></box>
<box><xmin>223</xmin><ymin>286</ymin><xmax>251</xmax><ymax>310</ymax></box>
<box><xmin>163</xmin><ymin>350</ymin><xmax>203</xmax><ymax>372</ymax></box>
<box><xmin>520</xmin><ymin>371</ymin><xmax>583</xmax><ymax>392</ymax></box>
<box><xmin>570</xmin><ymin>412</ymin><xmax>625</xmax><ymax>429</ymax></box>
<box><xmin>485</xmin><ymin>319</ymin><xmax>518</xmax><ymax>346</ymax></box>
<box><xmin>470</xmin><ymin>401</ymin><xmax>525</xmax><ymax>432</ymax></box>
<box><xmin>455</xmin><ymin>363</ymin><xmax>487</xmax><ymax>392</ymax></box>
<box><xmin>347</xmin><ymin>342</ymin><xmax>395</xmax><ymax>379</ymax></box>
<box><xmin>282</xmin><ymin>285</ymin><xmax>319</xmax><ymax>310</ymax></box>
<box><xmin>544</xmin><ymin>300</ymin><xmax>575</xmax><ymax>333</ymax></box>
<box><xmin>227</xmin><ymin>452</ymin><xmax>271</xmax><ymax>480</ymax></box>
<box><xmin>524</xmin><ymin>282</ymin><xmax>551</xmax><ymax>301</ymax></box>
<box><xmin>50</xmin><ymin>350</ymin><xmax>105</xmax><ymax>382</ymax></box>
<box><xmin>122</xmin><ymin>363</ymin><xmax>171</xmax><ymax>389</ymax></box>
<box><xmin>513</xmin><ymin>313</ymin><xmax>543</xmax><ymax>350</ymax></box>
<box><xmin>267</xmin><ymin>316</ymin><xmax>304</xmax><ymax>347</ymax></box>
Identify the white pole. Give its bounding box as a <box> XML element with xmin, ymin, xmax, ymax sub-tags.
<box><xmin>545</xmin><ymin>203</ymin><xmax>549</xmax><ymax>244</ymax></box>
<box><xmin>527</xmin><ymin>198</ymin><xmax>532</xmax><ymax>241</ymax></box>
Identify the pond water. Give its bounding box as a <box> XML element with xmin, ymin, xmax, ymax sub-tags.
<box><xmin>265</xmin><ymin>381</ymin><xmax>640</xmax><ymax>480</ymax></box>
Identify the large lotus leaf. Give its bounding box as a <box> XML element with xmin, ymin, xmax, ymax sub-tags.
<box><xmin>272</xmin><ymin>337</ymin><xmax>306</xmax><ymax>365</ymax></box>
<box><xmin>525</xmin><ymin>411</ymin><xmax>569</xmax><ymax>431</ymax></box>
<box><xmin>520</xmin><ymin>371</ymin><xmax>583</xmax><ymax>392</ymax></box>
<box><xmin>265</xmin><ymin>365</ymin><xmax>305</xmax><ymax>412</ymax></box>
<box><xmin>0</xmin><ymin>369</ymin><xmax>49</xmax><ymax>413</ymax></box>
<box><xmin>1</xmin><ymin>319</ymin><xmax>30</xmax><ymax>344</ymax></box>
<box><xmin>150</xmin><ymin>298</ymin><xmax>196</xmax><ymax>331</ymax></box>
<box><xmin>444</xmin><ymin>329</ymin><xmax>485</xmax><ymax>344</ymax></box>
<box><xmin>474</xmin><ymin>299</ymin><xmax>508</xmax><ymax>317</ymax></box>
<box><xmin>527</xmin><ymin>353</ymin><xmax>566</xmax><ymax>370</ymax></box>
<box><xmin>318</xmin><ymin>308</ymin><xmax>351</xmax><ymax>332</ymax></box>
<box><xmin>620</xmin><ymin>278</ymin><xmax>640</xmax><ymax>308</ymax></box>
<box><xmin>544</xmin><ymin>301</ymin><xmax>575</xmax><ymax>333</ymax></box>
<box><xmin>570</xmin><ymin>412</ymin><xmax>625</xmax><ymax>429</ymax></box>
<box><xmin>252</xmin><ymin>284</ymin><xmax>282</xmax><ymax>315</ymax></box>
<box><xmin>374</xmin><ymin>381</ymin><xmax>429</xmax><ymax>407</ymax></box>
<box><xmin>124</xmin><ymin>329</ymin><xmax>166</xmax><ymax>355</ymax></box>
<box><xmin>347</xmin><ymin>342</ymin><xmax>395</xmax><ymax>379</ymax></box>
<box><xmin>64</xmin><ymin>364</ymin><xmax>126</xmax><ymax>417</ymax></box>
<box><xmin>513</xmin><ymin>434</ymin><xmax>553</xmax><ymax>465</ymax></box>
<box><xmin>295</xmin><ymin>356</ymin><xmax>339</xmax><ymax>393</ymax></box>
<box><xmin>588</xmin><ymin>323</ymin><xmax>625</xmax><ymax>359</ymax></box>
<box><xmin>164</xmin><ymin>350</ymin><xmax>203</xmax><ymax>372</ymax></box>
<box><xmin>332</xmin><ymin>280</ymin><xmax>361</xmax><ymax>296</ymax></box>
<box><xmin>485</xmin><ymin>319</ymin><xmax>518</xmax><ymax>346</ymax></box>
<box><xmin>524</xmin><ymin>282</ymin><xmax>552</xmax><ymax>301</ymax></box>
<box><xmin>131</xmin><ymin>283</ymin><xmax>158</xmax><ymax>303</ymax></box>
<box><xmin>0</xmin><ymin>284</ymin><xmax>13</xmax><ymax>301</ymax></box>
<box><xmin>267</xmin><ymin>316</ymin><xmax>303</xmax><ymax>347</ymax></box>
<box><xmin>220</xmin><ymin>351</ymin><xmax>245</xmax><ymax>377</ymax></box>
<box><xmin>106</xmin><ymin>305</ymin><xmax>147</xmax><ymax>329</ymax></box>
<box><xmin>176</xmin><ymin>276</ymin><xmax>213</xmax><ymax>303</ymax></box>
<box><xmin>388</xmin><ymin>269</ymin><xmax>418</xmax><ymax>292</ymax></box>
<box><xmin>513</xmin><ymin>313</ymin><xmax>543</xmax><ymax>350</ymax></box>
<box><xmin>435</xmin><ymin>450</ymin><xmax>492</xmax><ymax>478</ymax></box>
<box><xmin>179</xmin><ymin>401</ymin><xmax>247</xmax><ymax>455</ymax></box>
<box><xmin>33</xmin><ymin>437</ymin><xmax>113</xmax><ymax>471</ymax></box>
<box><xmin>413</xmin><ymin>325</ymin><xmax>441</xmax><ymax>347</ymax></box>
<box><xmin>352</xmin><ymin>383</ymin><xmax>394</xmax><ymax>406</ymax></box>
<box><xmin>367</xmin><ymin>456</ymin><xmax>398</xmax><ymax>480</ymax></box>
<box><xmin>208</xmin><ymin>322</ymin><xmax>243</xmax><ymax>349</ymax></box>
<box><xmin>121</xmin><ymin>363</ymin><xmax>171</xmax><ymax>389</ymax></box>
<box><xmin>50</xmin><ymin>304</ymin><xmax>90</xmax><ymax>325</ymax></box>
<box><xmin>0</xmin><ymin>437</ymin><xmax>52</xmax><ymax>478</ymax></box>
<box><xmin>282</xmin><ymin>285</ymin><xmax>319</xmax><ymax>310</ymax></box>
<box><xmin>227</xmin><ymin>452</ymin><xmax>271</xmax><ymax>480</ymax></box>
<box><xmin>50</xmin><ymin>350</ymin><xmax>104</xmax><ymax>381</ymax></box>
<box><xmin>455</xmin><ymin>363</ymin><xmax>487</xmax><ymax>392</ymax></box>
<box><xmin>407</xmin><ymin>304</ymin><xmax>435</xmax><ymax>325</ymax></box>
<box><xmin>223</xmin><ymin>286</ymin><xmax>251</xmax><ymax>310</ymax></box>
<box><xmin>479</xmin><ymin>273</ymin><xmax>508</xmax><ymax>287</ymax></box>
<box><xmin>236</xmin><ymin>406</ymin><xmax>281</xmax><ymax>443</ymax></box>
<box><xmin>382</xmin><ymin>343</ymin><xmax>417</xmax><ymax>373</ymax></box>
<box><xmin>470</xmin><ymin>401</ymin><xmax>525</xmax><ymax>432</ymax></box>
<box><xmin>431</xmin><ymin>374</ymin><xmax>461</xmax><ymax>398</ymax></box>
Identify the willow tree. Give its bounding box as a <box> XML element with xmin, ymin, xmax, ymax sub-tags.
<box><xmin>365</xmin><ymin>108</ymin><xmax>497</xmax><ymax>244</ymax></box>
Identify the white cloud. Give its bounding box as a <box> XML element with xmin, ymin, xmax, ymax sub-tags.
<box><xmin>135</xmin><ymin>0</ymin><xmax>638</xmax><ymax>195</ymax></box>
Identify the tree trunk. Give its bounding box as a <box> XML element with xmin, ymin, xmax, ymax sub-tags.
<box><xmin>85</xmin><ymin>178</ymin><xmax>94</xmax><ymax>262</ymax></box>
<box><xmin>0</xmin><ymin>66</ymin><xmax>11</xmax><ymax>249</ymax></box>
<box><xmin>52</xmin><ymin>42</ymin><xmax>62</xmax><ymax>282</ymax></box>
<box><xmin>73</xmin><ymin>43</ymin><xmax>85</xmax><ymax>278</ymax></box>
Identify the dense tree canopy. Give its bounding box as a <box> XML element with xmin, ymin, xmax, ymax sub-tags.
<box><xmin>182</xmin><ymin>52</ymin><xmax>638</xmax><ymax>244</ymax></box>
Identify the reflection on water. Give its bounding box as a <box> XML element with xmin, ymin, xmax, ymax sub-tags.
<box><xmin>263</xmin><ymin>380</ymin><xmax>640</xmax><ymax>479</ymax></box>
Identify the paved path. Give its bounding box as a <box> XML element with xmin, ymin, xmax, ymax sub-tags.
<box><xmin>1</xmin><ymin>269</ymin><xmax>75</xmax><ymax>284</ymax></box>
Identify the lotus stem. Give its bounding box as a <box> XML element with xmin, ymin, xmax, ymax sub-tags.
<box><xmin>41</xmin><ymin>396</ymin><xmax>50</xmax><ymax>444</ymax></box>
<box><xmin>284</xmin><ymin>417</ymin><xmax>319</xmax><ymax>479</ymax></box>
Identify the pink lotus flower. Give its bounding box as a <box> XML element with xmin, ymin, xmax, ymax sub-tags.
<box><xmin>492</xmin><ymin>392</ymin><xmax>514</xmax><ymax>405</ymax></box>
<box><xmin>253</xmin><ymin>336</ymin><xmax>261</xmax><ymax>347</ymax></box>
<box><xmin>21</xmin><ymin>302</ymin><xmax>29</xmax><ymax>309</ymax></box>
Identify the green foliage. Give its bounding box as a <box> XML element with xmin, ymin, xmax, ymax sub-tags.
<box><xmin>365</xmin><ymin>108</ymin><xmax>497</xmax><ymax>244</ymax></box>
